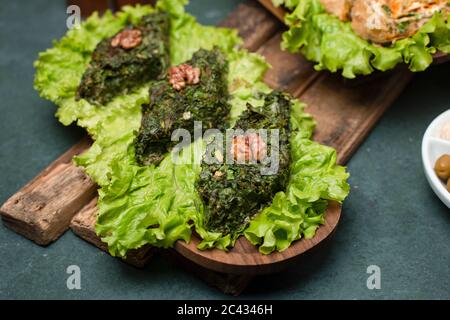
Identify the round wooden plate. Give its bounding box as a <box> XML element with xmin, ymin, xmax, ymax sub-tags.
<box><xmin>174</xmin><ymin>201</ymin><xmax>341</xmax><ymax>275</ymax></box>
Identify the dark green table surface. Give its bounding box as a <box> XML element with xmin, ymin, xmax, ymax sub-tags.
<box><xmin>1</xmin><ymin>0</ymin><xmax>449</xmax><ymax>300</ymax></box>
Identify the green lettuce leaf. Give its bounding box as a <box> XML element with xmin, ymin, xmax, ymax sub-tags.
<box><xmin>275</xmin><ymin>0</ymin><xmax>450</xmax><ymax>78</ymax></box>
<box><xmin>34</xmin><ymin>0</ymin><xmax>349</xmax><ymax>257</ymax></box>
<box><xmin>34</xmin><ymin>6</ymin><xmax>156</xmax><ymax>132</ymax></box>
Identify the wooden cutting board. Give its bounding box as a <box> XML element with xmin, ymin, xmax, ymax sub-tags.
<box><xmin>2</xmin><ymin>0</ymin><xmax>445</xmax><ymax>293</ymax></box>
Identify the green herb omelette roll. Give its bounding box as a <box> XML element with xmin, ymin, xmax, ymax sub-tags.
<box><xmin>197</xmin><ymin>91</ymin><xmax>292</xmax><ymax>241</ymax></box>
<box><xmin>76</xmin><ymin>12</ymin><xmax>170</xmax><ymax>106</ymax></box>
<box><xmin>135</xmin><ymin>47</ymin><xmax>231</xmax><ymax>166</ymax></box>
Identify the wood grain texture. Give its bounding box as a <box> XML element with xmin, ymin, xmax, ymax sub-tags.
<box><xmin>68</xmin><ymin>0</ymin><xmax>156</xmax><ymax>17</ymax></box>
<box><xmin>219</xmin><ymin>0</ymin><xmax>281</xmax><ymax>51</ymax></box>
<box><xmin>0</xmin><ymin>138</ymin><xmax>96</xmax><ymax>245</ymax></box>
<box><xmin>302</xmin><ymin>70</ymin><xmax>414</xmax><ymax>164</ymax></box>
<box><xmin>258</xmin><ymin>0</ymin><xmax>286</xmax><ymax>22</ymax></box>
<box><xmin>70</xmin><ymin>197</ymin><xmax>154</xmax><ymax>268</ymax></box>
<box><xmin>70</xmin><ymin>198</ymin><xmax>107</xmax><ymax>250</ymax></box>
<box><xmin>257</xmin><ymin>32</ymin><xmax>321</xmax><ymax>96</ymax></box>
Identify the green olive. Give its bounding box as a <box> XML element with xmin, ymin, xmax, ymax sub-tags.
<box><xmin>434</xmin><ymin>154</ymin><xmax>450</xmax><ymax>181</ymax></box>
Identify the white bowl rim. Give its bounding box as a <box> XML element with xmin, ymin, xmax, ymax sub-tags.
<box><xmin>421</xmin><ymin>109</ymin><xmax>450</xmax><ymax>209</ymax></box>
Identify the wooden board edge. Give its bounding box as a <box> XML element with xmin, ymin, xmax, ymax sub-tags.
<box><xmin>0</xmin><ymin>138</ymin><xmax>95</xmax><ymax>245</ymax></box>
<box><xmin>219</xmin><ymin>0</ymin><xmax>281</xmax><ymax>51</ymax></box>
<box><xmin>257</xmin><ymin>0</ymin><xmax>286</xmax><ymax>22</ymax></box>
<box><xmin>173</xmin><ymin>201</ymin><xmax>341</xmax><ymax>275</ymax></box>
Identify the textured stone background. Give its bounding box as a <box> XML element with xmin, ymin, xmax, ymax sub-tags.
<box><xmin>0</xmin><ymin>0</ymin><xmax>449</xmax><ymax>299</ymax></box>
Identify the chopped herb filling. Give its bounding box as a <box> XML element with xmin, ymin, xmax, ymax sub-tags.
<box><xmin>76</xmin><ymin>12</ymin><xmax>170</xmax><ymax>106</ymax></box>
<box><xmin>135</xmin><ymin>47</ymin><xmax>230</xmax><ymax>165</ymax></box>
<box><xmin>197</xmin><ymin>92</ymin><xmax>292</xmax><ymax>240</ymax></box>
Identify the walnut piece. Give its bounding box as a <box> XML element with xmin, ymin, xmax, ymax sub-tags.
<box><xmin>111</xmin><ymin>29</ymin><xmax>142</xmax><ymax>49</ymax></box>
<box><xmin>168</xmin><ymin>64</ymin><xmax>201</xmax><ymax>91</ymax></box>
<box><xmin>232</xmin><ymin>133</ymin><xmax>267</xmax><ymax>163</ymax></box>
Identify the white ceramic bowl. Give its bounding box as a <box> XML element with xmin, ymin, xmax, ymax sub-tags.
<box><xmin>422</xmin><ymin>109</ymin><xmax>450</xmax><ymax>209</ymax></box>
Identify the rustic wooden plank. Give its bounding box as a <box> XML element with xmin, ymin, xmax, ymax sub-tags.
<box><xmin>174</xmin><ymin>201</ymin><xmax>341</xmax><ymax>275</ymax></box>
<box><xmin>257</xmin><ymin>32</ymin><xmax>321</xmax><ymax>96</ymax></box>
<box><xmin>219</xmin><ymin>0</ymin><xmax>281</xmax><ymax>51</ymax></box>
<box><xmin>0</xmin><ymin>138</ymin><xmax>96</xmax><ymax>245</ymax></box>
<box><xmin>258</xmin><ymin>0</ymin><xmax>286</xmax><ymax>22</ymax></box>
<box><xmin>70</xmin><ymin>197</ymin><xmax>154</xmax><ymax>268</ymax></box>
<box><xmin>301</xmin><ymin>70</ymin><xmax>414</xmax><ymax>164</ymax></box>
<box><xmin>70</xmin><ymin>198</ymin><xmax>107</xmax><ymax>250</ymax></box>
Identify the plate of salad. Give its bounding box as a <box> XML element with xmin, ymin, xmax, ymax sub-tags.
<box><xmin>269</xmin><ymin>0</ymin><xmax>450</xmax><ymax>78</ymax></box>
<box><xmin>34</xmin><ymin>0</ymin><xmax>350</xmax><ymax>274</ymax></box>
